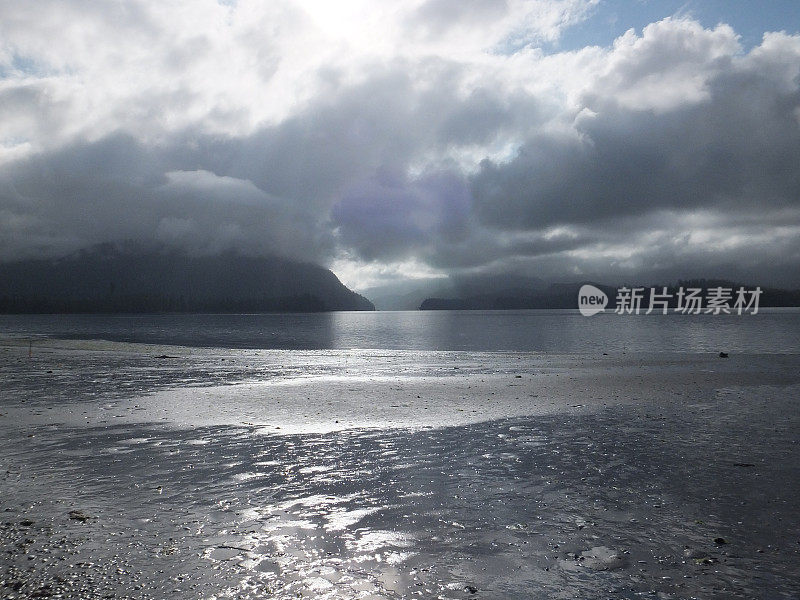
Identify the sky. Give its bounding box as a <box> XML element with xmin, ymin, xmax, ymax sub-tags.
<box><xmin>1</xmin><ymin>0</ymin><xmax>799</xmax><ymax>297</ymax></box>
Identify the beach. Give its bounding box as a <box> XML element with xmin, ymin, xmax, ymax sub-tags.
<box><xmin>2</xmin><ymin>339</ymin><xmax>800</xmax><ymax>599</ymax></box>
<box><xmin>5</xmin><ymin>0</ymin><xmax>800</xmax><ymax>597</ymax></box>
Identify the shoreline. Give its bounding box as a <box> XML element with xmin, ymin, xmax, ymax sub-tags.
<box><xmin>3</xmin><ymin>338</ymin><xmax>800</xmax><ymax>432</ymax></box>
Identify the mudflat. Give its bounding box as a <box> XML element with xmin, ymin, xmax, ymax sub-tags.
<box><xmin>1</xmin><ymin>341</ymin><xmax>799</xmax><ymax>599</ymax></box>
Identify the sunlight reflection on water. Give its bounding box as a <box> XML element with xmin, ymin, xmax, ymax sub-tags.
<box><xmin>2</xmin><ymin>308</ymin><xmax>800</xmax><ymax>352</ymax></box>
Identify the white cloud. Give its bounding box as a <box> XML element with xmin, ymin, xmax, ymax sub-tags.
<box><xmin>584</xmin><ymin>18</ymin><xmax>742</xmax><ymax>113</ymax></box>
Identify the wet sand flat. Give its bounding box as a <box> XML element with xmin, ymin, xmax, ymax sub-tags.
<box><xmin>1</xmin><ymin>341</ymin><xmax>800</xmax><ymax>599</ymax></box>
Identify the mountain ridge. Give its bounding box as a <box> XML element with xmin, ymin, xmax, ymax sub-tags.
<box><xmin>0</xmin><ymin>243</ymin><xmax>374</xmax><ymax>313</ymax></box>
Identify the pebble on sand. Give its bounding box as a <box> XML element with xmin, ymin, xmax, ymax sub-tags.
<box><xmin>68</xmin><ymin>510</ymin><xmax>91</xmax><ymax>523</ymax></box>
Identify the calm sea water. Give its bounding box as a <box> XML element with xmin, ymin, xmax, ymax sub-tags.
<box><xmin>1</xmin><ymin>309</ymin><xmax>799</xmax><ymax>353</ymax></box>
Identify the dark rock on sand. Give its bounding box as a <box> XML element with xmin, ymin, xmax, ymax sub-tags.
<box><xmin>68</xmin><ymin>510</ymin><xmax>90</xmax><ymax>523</ymax></box>
<box><xmin>684</xmin><ymin>548</ymin><xmax>716</xmax><ymax>564</ymax></box>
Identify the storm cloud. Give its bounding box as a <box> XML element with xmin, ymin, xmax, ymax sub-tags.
<box><xmin>1</xmin><ymin>1</ymin><xmax>799</xmax><ymax>290</ymax></box>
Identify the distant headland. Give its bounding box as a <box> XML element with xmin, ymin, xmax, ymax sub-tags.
<box><xmin>419</xmin><ymin>280</ymin><xmax>800</xmax><ymax>310</ymax></box>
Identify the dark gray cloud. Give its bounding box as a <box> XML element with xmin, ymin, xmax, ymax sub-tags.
<box><xmin>471</xmin><ymin>54</ymin><xmax>800</xmax><ymax>231</ymax></box>
<box><xmin>332</xmin><ymin>169</ymin><xmax>472</xmax><ymax>261</ymax></box>
<box><xmin>0</xmin><ymin>133</ymin><xmax>334</xmax><ymax>261</ymax></box>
